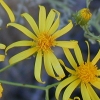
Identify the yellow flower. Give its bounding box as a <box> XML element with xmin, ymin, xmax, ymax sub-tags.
<box><xmin>74</xmin><ymin>8</ymin><xmax>92</xmax><ymax>26</ymax></box>
<box><xmin>0</xmin><ymin>0</ymin><xmax>15</xmax><ymax>22</ymax></box>
<box><xmin>0</xmin><ymin>43</ymin><xmax>6</xmax><ymax>61</ymax></box>
<box><xmin>0</xmin><ymin>83</ymin><xmax>3</xmax><ymax>98</ymax></box>
<box><xmin>6</xmin><ymin>5</ymin><xmax>77</xmax><ymax>83</ymax></box>
<box><xmin>55</xmin><ymin>41</ymin><xmax>100</xmax><ymax>100</ymax></box>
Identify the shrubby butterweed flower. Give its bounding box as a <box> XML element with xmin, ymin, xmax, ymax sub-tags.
<box><xmin>0</xmin><ymin>0</ymin><xmax>15</xmax><ymax>22</ymax></box>
<box><xmin>56</xmin><ymin>41</ymin><xmax>100</xmax><ymax>100</ymax></box>
<box><xmin>6</xmin><ymin>5</ymin><xmax>78</xmax><ymax>83</ymax></box>
<box><xmin>74</xmin><ymin>8</ymin><xmax>92</xmax><ymax>26</ymax></box>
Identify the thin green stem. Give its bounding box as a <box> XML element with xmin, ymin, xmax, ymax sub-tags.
<box><xmin>45</xmin><ymin>89</ymin><xmax>49</xmax><ymax>100</ymax></box>
<box><xmin>45</xmin><ymin>82</ymin><xmax>60</xmax><ymax>100</ymax></box>
<box><xmin>0</xmin><ymin>63</ymin><xmax>17</xmax><ymax>72</ymax></box>
<box><xmin>46</xmin><ymin>82</ymin><xmax>60</xmax><ymax>90</ymax></box>
<box><xmin>0</xmin><ymin>79</ymin><xmax>59</xmax><ymax>91</ymax></box>
<box><xmin>86</xmin><ymin>0</ymin><xmax>92</xmax><ymax>8</ymax></box>
<box><xmin>0</xmin><ymin>80</ymin><xmax>45</xmax><ymax>90</ymax></box>
<box><xmin>0</xmin><ymin>79</ymin><xmax>59</xmax><ymax>100</ymax></box>
<box><xmin>83</xmin><ymin>25</ymin><xmax>100</xmax><ymax>41</ymax></box>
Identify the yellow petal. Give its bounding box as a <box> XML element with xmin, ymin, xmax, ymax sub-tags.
<box><xmin>74</xmin><ymin>97</ymin><xmax>80</xmax><ymax>100</ymax></box>
<box><xmin>44</xmin><ymin>52</ymin><xmax>60</xmax><ymax>80</ymax></box>
<box><xmin>92</xmin><ymin>50</ymin><xmax>100</xmax><ymax>65</ymax></box>
<box><xmin>63</xmin><ymin>79</ymin><xmax>81</xmax><ymax>100</ymax></box>
<box><xmin>55</xmin><ymin>76</ymin><xmax>78</xmax><ymax>100</ymax></box>
<box><xmin>90</xmin><ymin>78</ymin><xmax>100</xmax><ymax>89</ymax></box>
<box><xmin>7</xmin><ymin>23</ymin><xmax>37</xmax><ymax>40</ymax></box>
<box><xmin>9</xmin><ymin>47</ymin><xmax>38</xmax><ymax>64</ymax></box>
<box><xmin>48</xmin><ymin>9</ymin><xmax>60</xmax><ymax>35</ymax></box>
<box><xmin>86</xmin><ymin>83</ymin><xmax>99</xmax><ymax>100</ymax></box>
<box><xmin>45</xmin><ymin>9</ymin><xmax>56</xmax><ymax>31</ymax></box>
<box><xmin>63</xmin><ymin>48</ymin><xmax>77</xmax><ymax>70</ymax></box>
<box><xmin>59</xmin><ymin>59</ymin><xmax>76</xmax><ymax>74</ymax></box>
<box><xmin>5</xmin><ymin>41</ymin><xmax>34</xmax><ymax>53</ymax></box>
<box><xmin>81</xmin><ymin>82</ymin><xmax>91</xmax><ymax>100</ymax></box>
<box><xmin>0</xmin><ymin>55</ymin><xmax>5</xmax><ymax>61</ymax></box>
<box><xmin>52</xmin><ymin>20</ymin><xmax>73</xmax><ymax>39</ymax></box>
<box><xmin>55</xmin><ymin>41</ymin><xmax>78</xmax><ymax>48</ymax></box>
<box><xmin>0</xmin><ymin>84</ymin><xmax>3</xmax><ymax>98</ymax></box>
<box><xmin>34</xmin><ymin>50</ymin><xmax>45</xmax><ymax>84</ymax></box>
<box><xmin>39</xmin><ymin>5</ymin><xmax>46</xmax><ymax>32</ymax></box>
<box><xmin>21</xmin><ymin>13</ymin><xmax>39</xmax><ymax>35</ymax></box>
<box><xmin>85</xmin><ymin>41</ymin><xmax>90</xmax><ymax>62</ymax></box>
<box><xmin>97</xmin><ymin>69</ymin><xmax>100</xmax><ymax>76</ymax></box>
<box><xmin>48</xmin><ymin>51</ymin><xmax>65</xmax><ymax>79</ymax></box>
<box><xmin>0</xmin><ymin>43</ymin><xmax>6</xmax><ymax>49</ymax></box>
<box><xmin>74</xmin><ymin>43</ymin><xmax>84</xmax><ymax>65</ymax></box>
<box><xmin>0</xmin><ymin>0</ymin><xmax>15</xmax><ymax>22</ymax></box>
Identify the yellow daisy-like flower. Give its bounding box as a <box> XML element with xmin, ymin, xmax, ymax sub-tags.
<box><xmin>0</xmin><ymin>83</ymin><xmax>3</xmax><ymax>98</ymax></box>
<box><xmin>6</xmin><ymin>5</ymin><xmax>77</xmax><ymax>83</ymax></box>
<box><xmin>56</xmin><ymin>41</ymin><xmax>100</xmax><ymax>100</ymax></box>
<box><xmin>0</xmin><ymin>0</ymin><xmax>15</xmax><ymax>22</ymax></box>
<box><xmin>0</xmin><ymin>43</ymin><xmax>6</xmax><ymax>61</ymax></box>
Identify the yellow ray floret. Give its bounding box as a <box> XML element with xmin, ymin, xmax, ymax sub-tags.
<box><xmin>0</xmin><ymin>84</ymin><xmax>3</xmax><ymax>98</ymax></box>
<box><xmin>0</xmin><ymin>0</ymin><xmax>15</xmax><ymax>22</ymax></box>
<box><xmin>0</xmin><ymin>43</ymin><xmax>6</xmax><ymax>61</ymax></box>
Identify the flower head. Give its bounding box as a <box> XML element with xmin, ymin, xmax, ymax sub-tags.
<box><xmin>6</xmin><ymin>5</ymin><xmax>77</xmax><ymax>83</ymax></box>
<box><xmin>0</xmin><ymin>0</ymin><xmax>15</xmax><ymax>22</ymax></box>
<box><xmin>56</xmin><ymin>41</ymin><xmax>100</xmax><ymax>100</ymax></box>
<box><xmin>74</xmin><ymin>8</ymin><xmax>92</xmax><ymax>26</ymax></box>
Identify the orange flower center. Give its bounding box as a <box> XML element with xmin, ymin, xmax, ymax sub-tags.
<box><xmin>76</xmin><ymin>62</ymin><xmax>98</xmax><ymax>83</ymax></box>
<box><xmin>37</xmin><ymin>33</ymin><xmax>55</xmax><ymax>51</ymax></box>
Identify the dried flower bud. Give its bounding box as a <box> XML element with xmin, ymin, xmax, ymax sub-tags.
<box><xmin>74</xmin><ymin>8</ymin><xmax>92</xmax><ymax>26</ymax></box>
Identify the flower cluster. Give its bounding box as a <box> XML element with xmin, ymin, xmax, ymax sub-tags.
<box><xmin>0</xmin><ymin>1</ymin><xmax>100</xmax><ymax>100</ymax></box>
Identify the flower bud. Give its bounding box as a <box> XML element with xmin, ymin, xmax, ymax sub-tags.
<box><xmin>74</xmin><ymin>8</ymin><xmax>92</xmax><ymax>26</ymax></box>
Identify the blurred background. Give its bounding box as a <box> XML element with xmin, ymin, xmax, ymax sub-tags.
<box><xmin>0</xmin><ymin>0</ymin><xmax>100</xmax><ymax>100</ymax></box>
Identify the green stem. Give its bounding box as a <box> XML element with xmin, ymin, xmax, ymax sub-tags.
<box><xmin>46</xmin><ymin>82</ymin><xmax>60</xmax><ymax>90</ymax></box>
<box><xmin>0</xmin><ymin>80</ymin><xmax>45</xmax><ymax>90</ymax></box>
<box><xmin>86</xmin><ymin>0</ymin><xmax>92</xmax><ymax>8</ymax></box>
<box><xmin>0</xmin><ymin>79</ymin><xmax>59</xmax><ymax>100</ymax></box>
<box><xmin>45</xmin><ymin>82</ymin><xmax>60</xmax><ymax>100</ymax></box>
<box><xmin>0</xmin><ymin>79</ymin><xmax>59</xmax><ymax>91</ymax></box>
<box><xmin>45</xmin><ymin>89</ymin><xmax>49</xmax><ymax>100</ymax></box>
<box><xmin>0</xmin><ymin>63</ymin><xmax>17</xmax><ymax>72</ymax></box>
<box><xmin>83</xmin><ymin>25</ymin><xmax>100</xmax><ymax>41</ymax></box>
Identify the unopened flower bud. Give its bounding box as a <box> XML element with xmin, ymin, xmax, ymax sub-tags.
<box><xmin>74</xmin><ymin>8</ymin><xmax>92</xmax><ymax>26</ymax></box>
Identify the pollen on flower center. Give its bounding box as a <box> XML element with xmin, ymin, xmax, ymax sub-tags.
<box><xmin>76</xmin><ymin>62</ymin><xmax>98</xmax><ymax>83</ymax></box>
<box><xmin>37</xmin><ymin>33</ymin><xmax>55</xmax><ymax>51</ymax></box>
